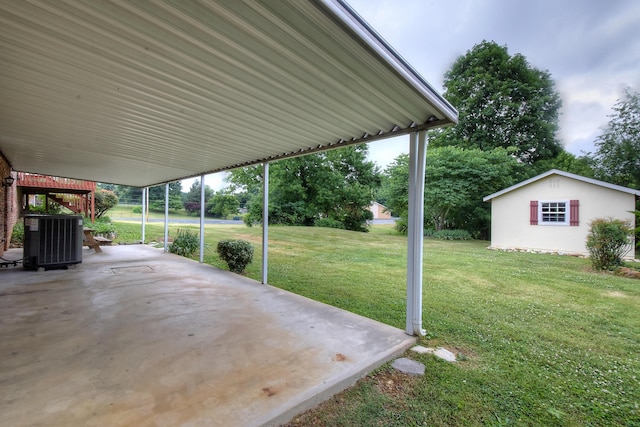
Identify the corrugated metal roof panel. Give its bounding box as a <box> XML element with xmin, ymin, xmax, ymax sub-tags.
<box><xmin>0</xmin><ymin>0</ymin><xmax>456</xmax><ymax>187</ymax></box>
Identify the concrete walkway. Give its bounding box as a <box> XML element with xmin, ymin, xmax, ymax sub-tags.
<box><xmin>0</xmin><ymin>246</ymin><xmax>414</xmax><ymax>426</ymax></box>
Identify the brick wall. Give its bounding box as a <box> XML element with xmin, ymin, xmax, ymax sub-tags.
<box><xmin>1</xmin><ymin>155</ymin><xmax>18</xmax><ymax>255</ymax></box>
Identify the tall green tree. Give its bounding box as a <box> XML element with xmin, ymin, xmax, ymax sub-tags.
<box><xmin>183</xmin><ymin>181</ymin><xmax>215</xmax><ymax>214</ymax></box>
<box><xmin>111</xmin><ymin>184</ymin><xmax>140</xmax><ymax>205</ymax></box>
<box><xmin>591</xmin><ymin>88</ymin><xmax>640</xmax><ymax>189</ymax></box>
<box><xmin>227</xmin><ymin>145</ymin><xmax>380</xmax><ymax>232</ymax></box>
<box><xmin>380</xmin><ymin>146</ymin><xmax>523</xmax><ymax>237</ymax></box>
<box><xmin>431</xmin><ymin>40</ymin><xmax>562</xmax><ymax>164</ymax></box>
<box><xmin>148</xmin><ymin>182</ymin><xmax>183</xmax><ymax>211</ymax></box>
<box><xmin>533</xmin><ymin>150</ymin><xmax>595</xmax><ymax>177</ymax></box>
<box><xmin>206</xmin><ymin>191</ymin><xmax>240</xmax><ymax>218</ymax></box>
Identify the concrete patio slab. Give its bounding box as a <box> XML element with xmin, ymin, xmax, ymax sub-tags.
<box><xmin>0</xmin><ymin>245</ymin><xmax>415</xmax><ymax>426</ymax></box>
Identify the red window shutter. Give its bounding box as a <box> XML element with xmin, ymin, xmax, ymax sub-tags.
<box><xmin>570</xmin><ymin>200</ymin><xmax>579</xmax><ymax>226</ymax></box>
<box><xmin>530</xmin><ymin>200</ymin><xmax>538</xmax><ymax>225</ymax></box>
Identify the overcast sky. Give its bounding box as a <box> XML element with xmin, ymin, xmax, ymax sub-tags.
<box><xmin>351</xmin><ymin>0</ymin><xmax>640</xmax><ymax>169</ymax></box>
<box><xmin>190</xmin><ymin>0</ymin><xmax>640</xmax><ymax>191</ymax></box>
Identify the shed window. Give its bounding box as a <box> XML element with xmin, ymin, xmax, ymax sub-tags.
<box><xmin>541</xmin><ymin>201</ymin><xmax>567</xmax><ymax>224</ymax></box>
<box><xmin>530</xmin><ymin>199</ymin><xmax>579</xmax><ymax>226</ymax></box>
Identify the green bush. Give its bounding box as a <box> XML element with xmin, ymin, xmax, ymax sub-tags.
<box><xmin>88</xmin><ymin>216</ymin><xmax>116</xmax><ymax>236</ymax></box>
<box><xmin>394</xmin><ymin>217</ymin><xmax>408</xmax><ymax>234</ymax></box>
<box><xmin>28</xmin><ymin>195</ymin><xmax>62</xmax><ymax>214</ymax></box>
<box><xmin>431</xmin><ymin>229</ymin><xmax>473</xmax><ymax>240</ymax></box>
<box><xmin>314</xmin><ymin>218</ymin><xmax>345</xmax><ymax>229</ymax></box>
<box><xmin>216</xmin><ymin>239</ymin><xmax>254</xmax><ymax>273</ymax></box>
<box><xmin>169</xmin><ymin>229</ymin><xmax>200</xmax><ymax>257</ymax></box>
<box><xmin>586</xmin><ymin>218</ymin><xmax>633</xmax><ymax>270</ymax></box>
<box><xmin>132</xmin><ymin>206</ymin><xmax>142</xmax><ymax>214</ymax></box>
<box><xmin>94</xmin><ymin>189</ymin><xmax>118</xmax><ymax>218</ymax></box>
<box><xmin>10</xmin><ymin>221</ymin><xmax>24</xmax><ymax>246</ymax></box>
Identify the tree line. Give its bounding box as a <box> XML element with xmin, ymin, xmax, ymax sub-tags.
<box><xmin>101</xmin><ymin>40</ymin><xmax>638</xmax><ymax>237</ymax></box>
<box><xmin>100</xmin><ymin>181</ymin><xmax>245</xmax><ymax>220</ymax></box>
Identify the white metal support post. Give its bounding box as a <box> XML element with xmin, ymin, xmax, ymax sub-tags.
<box><xmin>262</xmin><ymin>162</ymin><xmax>269</xmax><ymax>284</ymax></box>
<box><xmin>199</xmin><ymin>175</ymin><xmax>205</xmax><ymax>263</ymax></box>
<box><xmin>141</xmin><ymin>187</ymin><xmax>146</xmax><ymax>244</ymax></box>
<box><xmin>406</xmin><ymin>130</ymin><xmax>427</xmax><ymax>336</ymax></box>
<box><xmin>163</xmin><ymin>183</ymin><xmax>169</xmax><ymax>252</ymax></box>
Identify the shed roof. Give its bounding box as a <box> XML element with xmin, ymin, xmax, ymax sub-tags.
<box><xmin>0</xmin><ymin>0</ymin><xmax>457</xmax><ymax>188</ymax></box>
<box><xmin>483</xmin><ymin>169</ymin><xmax>640</xmax><ymax>202</ymax></box>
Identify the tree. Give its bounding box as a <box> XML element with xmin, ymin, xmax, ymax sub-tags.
<box><xmin>111</xmin><ymin>185</ymin><xmax>140</xmax><ymax>205</ymax></box>
<box><xmin>207</xmin><ymin>191</ymin><xmax>240</xmax><ymax>218</ymax></box>
<box><xmin>380</xmin><ymin>146</ymin><xmax>523</xmax><ymax>237</ymax></box>
<box><xmin>93</xmin><ymin>189</ymin><xmax>118</xmax><ymax>218</ymax></box>
<box><xmin>183</xmin><ymin>181</ymin><xmax>214</xmax><ymax>214</ymax></box>
<box><xmin>431</xmin><ymin>40</ymin><xmax>563</xmax><ymax>164</ymax></box>
<box><xmin>533</xmin><ymin>150</ymin><xmax>595</xmax><ymax>177</ymax></box>
<box><xmin>148</xmin><ymin>182</ymin><xmax>183</xmax><ymax>211</ymax></box>
<box><xmin>591</xmin><ymin>88</ymin><xmax>640</xmax><ymax>189</ymax></box>
<box><xmin>97</xmin><ymin>183</ymin><xmax>116</xmax><ymax>192</ymax></box>
<box><xmin>227</xmin><ymin>144</ymin><xmax>380</xmax><ymax>232</ymax></box>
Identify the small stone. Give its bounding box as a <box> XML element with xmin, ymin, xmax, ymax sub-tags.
<box><xmin>392</xmin><ymin>357</ymin><xmax>425</xmax><ymax>375</ymax></box>
<box><xmin>410</xmin><ymin>345</ymin><xmax>434</xmax><ymax>354</ymax></box>
<box><xmin>433</xmin><ymin>347</ymin><xmax>457</xmax><ymax>362</ymax></box>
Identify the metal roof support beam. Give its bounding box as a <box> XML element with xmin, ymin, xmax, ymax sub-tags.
<box><xmin>163</xmin><ymin>183</ymin><xmax>169</xmax><ymax>252</ymax></box>
<box><xmin>199</xmin><ymin>174</ymin><xmax>205</xmax><ymax>264</ymax></box>
<box><xmin>262</xmin><ymin>162</ymin><xmax>269</xmax><ymax>285</ymax></box>
<box><xmin>141</xmin><ymin>188</ymin><xmax>147</xmax><ymax>244</ymax></box>
<box><xmin>406</xmin><ymin>130</ymin><xmax>427</xmax><ymax>336</ymax></box>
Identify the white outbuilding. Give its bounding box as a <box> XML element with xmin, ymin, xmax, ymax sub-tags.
<box><xmin>483</xmin><ymin>169</ymin><xmax>639</xmax><ymax>258</ymax></box>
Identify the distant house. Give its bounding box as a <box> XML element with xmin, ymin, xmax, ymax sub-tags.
<box><xmin>483</xmin><ymin>169</ymin><xmax>639</xmax><ymax>258</ymax></box>
<box><xmin>369</xmin><ymin>202</ymin><xmax>392</xmax><ymax>220</ymax></box>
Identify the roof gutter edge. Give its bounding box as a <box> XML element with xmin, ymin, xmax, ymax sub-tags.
<box><xmin>151</xmin><ymin>119</ymin><xmax>449</xmax><ymax>188</ymax></box>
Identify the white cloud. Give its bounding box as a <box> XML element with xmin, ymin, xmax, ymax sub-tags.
<box><xmin>181</xmin><ymin>172</ymin><xmax>228</xmax><ymax>192</ymax></box>
<box><xmin>367</xmin><ymin>136</ymin><xmax>410</xmax><ymax>170</ymax></box>
<box><xmin>347</xmin><ymin>0</ymin><xmax>640</xmax><ymax>160</ymax></box>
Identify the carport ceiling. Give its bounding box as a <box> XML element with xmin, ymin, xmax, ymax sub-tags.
<box><xmin>0</xmin><ymin>0</ymin><xmax>457</xmax><ymax>188</ymax></box>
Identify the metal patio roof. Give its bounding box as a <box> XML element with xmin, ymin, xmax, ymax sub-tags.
<box><xmin>0</xmin><ymin>0</ymin><xmax>457</xmax><ymax>188</ymax></box>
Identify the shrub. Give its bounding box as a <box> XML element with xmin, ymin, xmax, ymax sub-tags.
<box><xmin>28</xmin><ymin>195</ymin><xmax>62</xmax><ymax>214</ymax></box>
<box><xmin>216</xmin><ymin>239</ymin><xmax>254</xmax><ymax>273</ymax></box>
<box><xmin>394</xmin><ymin>217</ymin><xmax>408</xmax><ymax>235</ymax></box>
<box><xmin>10</xmin><ymin>221</ymin><xmax>24</xmax><ymax>246</ymax></box>
<box><xmin>132</xmin><ymin>206</ymin><xmax>142</xmax><ymax>214</ymax></box>
<box><xmin>169</xmin><ymin>229</ymin><xmax>200</xmax><ymax>257</ymax></box>
<box><xmin>431</xmin><ymin>229</ymin><xmax>473</xmax><ymax>240</ymax></box>
<box><xmin>314</xmin><ymin>218</ymin><xmax>345</xmax><ymax>229</ymax></box>
<box><xmin>88</xmin><ymin>216</ymin><xmax>116</xmax><ymax>236</ymax></box>
<box><xmin>183</xmin><ymin>202</ymin><xmax>201</xmax><ymax>215</ymax></box>
<box><xmin>423</xmin><ymin>228</ymin><xmax>436</xmax><ymax>238</ymax></box>
<box><xmin>94</xmin><ymin>189</ymin><xmax>118</xmax><ymax>218</ymax></box>
<box><xmin>206</xmin><ymin>192</ymin><xmax>240</xmax><ymax>218</ymax></box>
<box><xmin>586</xmin><ymin>218</ymin><xmax>633</xmax><ymax>270</ymax></box>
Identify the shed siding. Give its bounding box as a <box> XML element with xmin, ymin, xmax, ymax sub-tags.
<box><xmin>490</xmin><ymin>175</ymin><xmax>636</xmax><ymax>257</ymax></box>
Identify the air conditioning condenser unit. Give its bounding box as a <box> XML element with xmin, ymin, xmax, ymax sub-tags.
<box><xmin>23</xmin><ymin>214</ymin><xmax>83</xmax><ymax>270</ymax></box>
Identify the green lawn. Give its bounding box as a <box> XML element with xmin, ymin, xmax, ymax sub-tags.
<box><xmin>113</xmin><ymin>222</ymin><xmax>640</xmax><ymax>426</ymax></box>
<box><xmin>108</xmin><ymin>204</ymin><xmax>196</xmax><ymax>220</ymax></box>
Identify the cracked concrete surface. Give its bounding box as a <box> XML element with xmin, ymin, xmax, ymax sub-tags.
<box><xmin>0</xmin><ymin>245</ymin><xmax>414</xmax><ymax>426</ymax></box>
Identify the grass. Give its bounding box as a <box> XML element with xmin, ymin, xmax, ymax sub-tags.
<box><xmin>108</xmin><ymin>204</ymin><xmax>197</xmax><ymax>220</ymax></box>
<box><xmin>112</xmin><ymin>221</ymin><xmax>640</xmax><ymax>426</ymax></box>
